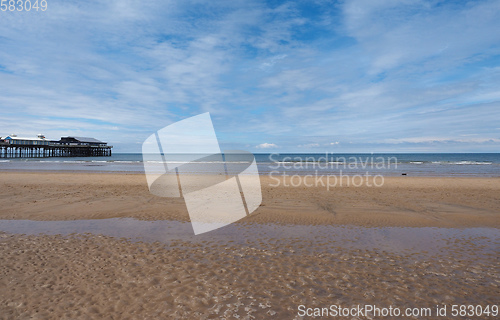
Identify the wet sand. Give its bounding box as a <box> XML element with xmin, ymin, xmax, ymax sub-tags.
<box><xmin>0</xmin><ymin>232</ymin><xmax>498</xmax><ymax>319</ymax></box>
<box><xmin>0</xmin><ymin>172</ymin><xmax>499</xmax><ymax>319</ymax></box>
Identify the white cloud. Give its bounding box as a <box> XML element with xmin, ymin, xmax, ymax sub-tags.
<box><xmin>384</xmin><ymin>137</ymin><xmax>500</xmax><ymax>144</ymax></box>
<box><xmin>256</xmin><ymin>143</ymin><xmax>278</xmax><ymax>149</ymax></box>
<box><xmin>298</xmin><ymin>143</ymin><xmax>320</xmax><ymax>148</ymax></box>
<box><xmin>259</xmin><ymin>54</ymin><xmax>287</xmax><ymax>70</ymax></box>
<box><xmin>342</xmin><ymin>0</ymin><xmax>500</xmax><ymax>74</ymax></box>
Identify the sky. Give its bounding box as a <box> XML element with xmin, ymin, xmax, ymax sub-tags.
<box><xmin>1</xmin><ymin>0</ymin><xmax>499</xmax><ymax>153</ymax></box>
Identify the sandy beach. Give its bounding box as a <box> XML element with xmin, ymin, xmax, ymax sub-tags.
<box><xmin>0</xmin><ymin>172</ymin><xmax>499</xmax><ymax>227</ymax></box>
<box><xmin>0</xmin><ymin>172</ymin><xmax>499</xmax><ymax>319</ymax></box>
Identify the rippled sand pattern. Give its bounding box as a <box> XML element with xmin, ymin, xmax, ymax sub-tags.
<box><xmin>0</xmin><ymin>232</ymin><xmax>498</xmax><ymax>319</ymax></box>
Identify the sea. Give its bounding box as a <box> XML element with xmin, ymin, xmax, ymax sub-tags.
<box><xmin>0</xmin><ymin>153</ymin><xmax>499</xmax><ymax>177</ymax></box>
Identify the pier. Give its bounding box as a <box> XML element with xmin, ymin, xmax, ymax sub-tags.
<box><xmin>0</xmin><ymin>135</ymin><xmax>112</xmax><ymax>158</ymax></box>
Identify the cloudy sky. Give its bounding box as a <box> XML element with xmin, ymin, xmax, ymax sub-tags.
<box><xmin>1</xmin><ymin>0</ymin><xmax>499</xmax><ymax>152</ymax></box>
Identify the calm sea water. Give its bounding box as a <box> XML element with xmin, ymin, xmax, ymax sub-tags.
<box><xmin>0</xmin><ymin>153</ymin><xmax>499</xmax><ymax>177</ymax></box>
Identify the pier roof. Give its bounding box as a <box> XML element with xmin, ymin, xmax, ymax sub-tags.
<box><xmin>5</xmin><ymin>136</ymin><xmax>47</xmax><ymax>141</ymax></box>
<box><xmin>61</xmin><ymin>137</ymin><xmax>105</xmax><ymax>143</ymax></box>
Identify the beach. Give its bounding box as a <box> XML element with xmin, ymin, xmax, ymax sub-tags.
<box><xmin>3</xmin><ymin>0</ymin><xmax>500</xmax><ymax>317</ymax></box>
<box><xmin>1</xmin><ymin>172</ymin><xmax>499</xmax><ymax>227</ymax></box>
<box><xmin>0</xmin><ymin>172</ymin><xmax>499</xmax><ymax>319</ymax></box>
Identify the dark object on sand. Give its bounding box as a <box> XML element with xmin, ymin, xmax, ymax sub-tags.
<box><xmin>402</xmin><ymin>173</ymin><xmax>407</xmax><ymax>176</ymax></box>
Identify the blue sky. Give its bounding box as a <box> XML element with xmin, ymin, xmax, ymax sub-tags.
<box><xmin>1</xmin><ymin>0</ymin><xmax>499</xmax><ymax>152</ymax></box>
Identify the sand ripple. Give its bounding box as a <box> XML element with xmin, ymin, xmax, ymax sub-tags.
<box><xmin>0</xmin><ymin>232</ymin><xmax>498</xmax><ymax>319</ymax></box>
